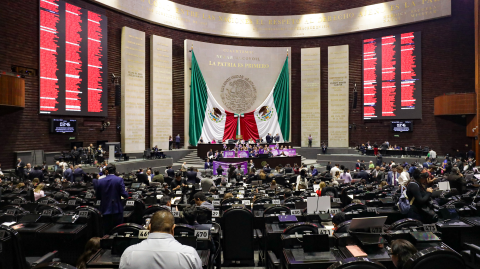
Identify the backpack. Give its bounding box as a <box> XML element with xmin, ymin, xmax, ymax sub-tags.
<box><xmin>397</xmin><ymin>183</ymin><xmax>415</xmax><ymax>214</ymax></box>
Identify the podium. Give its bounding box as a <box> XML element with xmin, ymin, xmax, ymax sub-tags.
<box><xmin>105</xmin><ymin>142</ymin><xmax>120</xmax><ymax>163</ymax></box>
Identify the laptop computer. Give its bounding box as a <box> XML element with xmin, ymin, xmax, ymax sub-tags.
<box><xmin>304</xmin><ymin>234</ymin><xmax>330</xmax><ymax>252</ymax></box>
<box><xmin>350</xmin><ymin>216</ymin><xmax>387</xmax><ymax>231</ymax></box>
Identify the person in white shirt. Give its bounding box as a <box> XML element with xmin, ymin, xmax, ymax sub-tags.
<box><xmin>330</xmin><ymin>164</ymin><xmax>340</xmax><ymax>177</ymax></box>
<box><xmin>428</xmin><ymin>149</ymin><xmax>437</xmax><ymax>162</ymax></box>
<box><xmin>120</xmin><ymin>211</ymin><xmax>202</xmax><ymax>269</ymax></box>
<box><xmin>146</xmin><ymin>169</ymin><xmax>152</xmax><ymax>182</ymax></box>
<box><xmin>296</xmin><ymin>170</ymin><xmax>309</xmax><ymax>190</ymax></box>
<box><xmin>34</xmin><ymin>183</ymin><xmax>45</xmax><ymax>201</ymax></box>
<box><xmin>399</xmin><ymin>166</ymin><xmax>410</xmax><ymax>186</ymax></box>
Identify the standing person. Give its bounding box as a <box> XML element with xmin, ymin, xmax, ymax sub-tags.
<box><xmin>168</xmin><ymin>135</ymin><xmax>173</xmax><ymax>150</ymax></box>
<box><xmin>373</xmin><ymin>142</ymin><xmax>379</xmax><ymax>156</ymax></box>
<box><xmin>175</xmin><ymin>134</ymin><xmax>181</xmax><ymax>149</ymax></box>
<box><xmin>340</xmin><ymin>169</ymin><xmax>352</xmax><ymax>184</ymax></box>
<box><xmin>71</xmin><ymin>146</ymin><xmax>79</xmax><ymax>165</ymax></box>
<box><xmin>428</xmin><ymin>148</ymin><xmax>437</xmax><ymax>163</ymax></box>
<box><xmin>308</xmin><ymin>135</ymin><xmax>312</xmax><ymax>148</ymax></box>
<box><xmin>96</xmin><ymin>164</ymin><xmax>129</xmax><ymax>235</ymax></box>
<box><xmin>376</xmin><ymin>153</ymin><xmax>383</xmax><ymax>166</ymax></box>
<box><xmin>16</xmin><ymin>158</ymin><xmax>25</xmax><ymax>180</ymax></box>
<box><xmin>88</xmin><ymin>144</ymin><xmax>96</xmax><ymax>165</ymax></box>
<box><xmin>119</xmin><ymin>211</ymin><xmax>202</xmax><ymax>269</ymax></box>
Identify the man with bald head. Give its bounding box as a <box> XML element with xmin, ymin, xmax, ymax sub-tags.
<box><xmin>120</xmin><ymin>211</ymin><xmax>202</xmax><ymax>269</ymax></box>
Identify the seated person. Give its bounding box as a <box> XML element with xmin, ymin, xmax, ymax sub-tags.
<box><xmin>332</xmin><ymin>212</ymin><xmax>346</xmax><ymax>232</ymax></box>
<box><xmin>390</xmin><ymin>239</ymin><xmax>418</xmax><ymax>269</ymax></box>
<box><xmin>77</xmin><ymin>237</ymin><xmax>101</xmax><ymax>269</ymax></box>
<box><xmin>119</xmin><ymin>211</ymin><xmax>202</xmax><ymax>269</ymax></box>
<box><xmin>159</xmin><ymin>195</ymin><xmax>172</xmax><ymax>211</ymax></box>
<box><xmin>193</xmin><ymin>192</ymin><xmax>214</xmax><ymax>210</ymax></box>
<box><xmin>182</xmin><ymin>204</ymin><xmax>198</xmax><ymax>226</ymax></box>
<box><xmin>152</xmin><ymin>170</ymin><xmax>164</xmax><ymax>183</ymax></box>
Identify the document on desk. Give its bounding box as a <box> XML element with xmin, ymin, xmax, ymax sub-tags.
<box><xmin>346</xmin><ymin>245</ymin><xmax>368</xmax><ymax>257</ymax></box>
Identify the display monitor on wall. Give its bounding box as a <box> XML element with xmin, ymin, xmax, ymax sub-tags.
<box><xmin>50</xmin><ymin>119</ymin><xmax>77</xmax><ymax>133</ymax></box>
<box><xmin>39</xmin><ymin>0</ymin><xmax>108</xmax><ymax>116</ymax></box>
<box><xmin>363</xmin><ymin>31</ymin><xmax>422</xmax><ymax>120</ymax></box>
<box><xmin>391</xmin><ymin>121</ymin><xmax>413</xmax><ymax>132</ymax></box>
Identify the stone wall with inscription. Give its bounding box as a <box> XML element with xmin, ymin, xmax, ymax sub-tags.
<box><xmin>301</xmin><ymin>48</ymin><xmax>321</xmax><ymax>147</ymax></box>
<box><xmin>91</xmin><ymin>0</ymin><xmax>451</xmax><ymax>39</ymax></box>
<box><xmin>150</xmin><ymin>35</ymin><xmax>172</xmax><ymax>150</ymax></box>
<box><xmin>121</xmin><ymin>27</ymin><xmax>146</xmax><ymax>153</ymax></box>
<box><xmin>328</xmin><ymin>45</ymin><xmax>349</xmax><ymax>148</ymax></box>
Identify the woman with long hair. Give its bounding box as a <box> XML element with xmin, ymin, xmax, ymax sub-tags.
<box><xmin>405</xmin><ymin>168</ymin><xmax>436</xmax><ymax>223</ymax></box>
<box><xmin>316</xmin><ymin>181</ymin><xmax>326</xmax><ymax>196</ymax></box>
<box><xmin>76</xmin><ymin>237</ymin><xmax>101</xmax><ymax>269</ymax></box>
<box><xmin>296</xmin><ymin>169</ymin><xmax>308</xmax><ymax>190</ymax></box>
<box><xmin>340</xmin><ymin>168</ymin><xmax>352</xmax><ymax>184</ymax></box>
<box><xmin>34</xmin><ymin>183</ymin><xmax>45</xmax><ymax>201</ymax></box>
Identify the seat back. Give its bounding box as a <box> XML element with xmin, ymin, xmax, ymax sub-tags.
<box><xmin>110</xmin><ymin>223</ymin><xmax>144</xmax><ymax>236</ymax></box>
<box><xmin>343</xmin><ymin>203</ymin><xmax>367</xmax><ymax>212</ymax></box>
<box><xmin>75</xmin><ymin>206</ymin><xmax>103</xmax><ymax>237</ymax></box>
<box><xmin>222</xmin><ymin>207</ymin><xmax>254</xmax><ymax>263</ymax></box>
<box><xmin>389</xmin><ymin>218</ymin><xmax>423</xmax><ymax>230</ymax></box>
<box><xmin>264</xmin><ymin>205</ymin><xmax>291</xmax><ymax>216</ymax></box>
<box><xmin>174</xmin><ymin>223</ymin><xmax>195</xmax><ymax>236</ymax></box>
<box><xmin>403</xmin><ymin>246</ymin><xmax>464</xmax><ymax>269</ymax></box>
<box><xmin>322</xmin><ymin>187</ymin><xmax>338</xmax><ymax>197</ymax></box>
<box><xmin>283</xmin><ymin>222</ymin><xmax>319</xmax><ymax>235</ymax></box>
<box><xmin>143</xmin><ymin>204</ymin><xmax>169</xmax><ymax>215</ymax></box>
<box><xmin>327</xmin><ymin>257</ymin><xmax>387</xmax><ymax>269</ymax></box>
<box><xmin>336</xmin><ymin>220</ymin><xmax>351</xmax><ymax>233</ymax></box>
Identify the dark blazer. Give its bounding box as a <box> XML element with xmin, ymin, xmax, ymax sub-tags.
<box><xmin>186</xmin><ymin>171</ymin><xmax>199</xmax><ymax>184</ymax></box>
<box><xmin>137</xmin><ymin>173</ymin><xmax>150</xmax><ymax>186</ymax></box>
<box><xmin>166</xmin><ymin>168</ymin><xmax>175</xmax><ymax>177</ymax></box>
<box><xmin>29</xmin><ymin>169</ymin><xmax>44</xmax><ymax>181</ymax></box>
<box><xmin>64</xmin><ymin>168</ymin><xmax>74</xmax><ymax>182</ymax></box>
<box><xmin>16</xmin><ymin>161</ymin><xmax>25</xmax><ymax>176</ymax></box>
<box><xmin>73</xmin><ymin>168</ymin><xmax>86</xmax><ymax>180</ymax></box>
<box><xmin>216</xmin><ymin>167</ymin><xmax>224</xmax><ymax>175</ymax></box>
<box><xmin>96</xmin><ymin>174</ymin><xmax>129</xmax><ymax>215</ymax></box>
<box><xmin>356</xmin><ymin>171</ymin><xmax>370</xmax><ymax>181</ymax></box>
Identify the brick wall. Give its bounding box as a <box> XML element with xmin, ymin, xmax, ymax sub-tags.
<box><xmin>0</xmin><ymin>0</ymin><xmax>475</xmax><ymax>168</ymax></box>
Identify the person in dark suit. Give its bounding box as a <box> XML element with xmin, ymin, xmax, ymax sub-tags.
<box><xmin>387</xmin><ymin>165</ymin><xmax>401</xmax><ymax>186</ymax></box>
<box><xmin>263</xmin><ymin>164</ymin><xmax>271</xmax><ymax>174</ymax></box>
<box><xmin>29</xmin><ymin>165</ymin><xmax>44</xmax><ymax>181</ymax></box>
<box><xmin>266</xmin><ymin>133</ymin><xmax>272</xmax><ymax>144</ymax></box>
<box><xmin>166</xmin><ymin>166</ymin><xmax>175</xmax><ymax>178</ymax></box>
<box><xmin>24</xmin><ymin>163</ymin><xmax>33</xmax><ymax>180</ymax></box>
<box><xmin>216</xmin><ymin>165</ymin><xmax>224</xmax><ymax>176</ymax></box>
<box><xmin>311</xmin><ymin>165</ymin><xmax>318</xmax><ymax>177</ymax></box>
<box><xmin>15</xmin><ymin>158</ymin><xmax>25</xmax><ymax>179</ymax></box>
<box><xmin>356</xmin><ymin>167</ymin><xmax>370</xmax><ymax>182</ymax></box>
<box><xmin>73</xmin><ymin>165</ymin><xmax>86</xmax><ymax>182</ymax></box>
<box><xmin>274</xmin><ymin>133</ymin><xmax>280</xmax><ymax>142</ymax></box>
<box><xmin>376</xmin><ymin>153</ymin><xmax>383</xmax><ymax>166</ymax></box>
<box><xmin>137</xmin><ymin>169</ymin><xmax>150</xmax><ymax>186</ymax></box>
<box><xmin>204</xmin><ymin>159</ymin><xmax>211</xmax><ymax>170</ymax></box>
<box><xmin>71</xmin><ymin>146</ymin><xmax>79</xmax><ymax>165</ymax></box>
<box><xmin>96</xmin><ymin>163</ymin><xmax>129</xmax><ymax>235</ymax></box>
<box><xmin>467</xmin><ymin>149</ymin><xmax>475</xmax><ymax>160</ymax></box>
<box><xmin>63</xmin><ymin>164</ymin><xmax>74</xmax><ymax>182</ymax></box>
<box><xmin>186</xmin><ymin>167</ymin><xmax>199</xmax><ymax>184</ymax></box>
<box><xmin>175</xmin><ymin>134</ymin><xmax>181</xmax><ymax>149</ymax></box>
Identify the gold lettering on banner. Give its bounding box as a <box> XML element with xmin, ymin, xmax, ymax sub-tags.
<box><xmin>95</xmin><ymin>0</ymin><xmax>450</xmax><ymax>38</ymax></box>
<box><xmin>301</xmin><ymin>48</ymin><xmax>321</xmax><ymax>147</ymax></box>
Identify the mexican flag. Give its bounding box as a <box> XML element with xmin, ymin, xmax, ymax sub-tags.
<box><xmin>189</xmin><ymin>51</ymin><xmax>227</xmax><ymax>145</ymax></box>
<box><xmin>189</xmin><ymin>52</ymin><xmax>290</xmax><ymax>146</ymax></box>
<box><xmin>253</xmin><ymin>56</ymin><xmax>290</xmax><ymax>142</ymax></box>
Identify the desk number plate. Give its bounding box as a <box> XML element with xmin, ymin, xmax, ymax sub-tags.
<box><xmin>139</xmin><ymin>230</ymin><xmax>150</xmax><ymax>239</ymax></box>
<box><xmin>272</xmin><ymin>199</ymin><xmax>281</xmax><ymax>205</ymax></box>
<box><xmin>370</xmin><ymin>227</ymin><xmax>383</xmax><ymax>234</ymax></box>
<box><xmin>238</xmin><ymin>194</ymin><xmax>244</xmax><ymax>199</ymax></box>
<box><xmin>96</xmin><ymin>200</ymin><xmax>101</xmax><ymax>206</ymax></box>
<box><xmin>85</xmin><ymin>193</ymin><xmax>93</xmax><ymax>199</ymax></box>
<box><xmin>212</xmin><ymin>200</ymin><xmax>220</xmax><ymax>206</ymax></box>
<box><xmin>213</xmin><ymin>195</ymin><xmax>219</xmax><ymax>199</ymax></box>
<box><xmin>172</xmin><ymin>211</ymin><xmax>180</xmax><ymax>218</ymax></box>
<box><xmin>291</xmin><ymin>209</ymin><xmax>302</xmax><ymax>216</ymax></box>
<box><xmin>212</xmin><ymin>210</ymin><xmax>220</xmax><ymax>217</ymax></box>
<box><xmin>176</xmin><ymin>191</ymin><xmax>182</xmax><ymax>195</ymax></box>
<box><xmin>40</xmin><ymin>200</ymin><xmax>49</xmax><ymax>205</ymax></box>
<box><xmin>423</xmin><ymin>224</ymin><xmax>437</xmax><ymax>232</ymax></box>
<box><xmin>68</xmin><ymin>200</ymin><xmax>76</xmax><ymax>206</ymax></box>
<box><xmin>195</xmin><ymin>230</ymin><xmax>208</xmax><ymax>240</ymax></box>
<box><xmin>79</xmin><ymin>211</ymin><xmax>89</xmax><ymax>217</ymax></box>
<box><xmin>242</xmin><ymin>200</ymin><xmax>251</xmax><ymax>206</ymax></box>
<box><xmin>319</xmin><ymin>228</ymin><xmax>332</xmax><ymax>236</ymax></box>
<box><xmin>332</xmin><ymin>198</ymin><xmax>341</xmax><ymax>203</ymax></box>
<box><xmin>126</xmin><ymin>201</ymin><xmax>135</xmax><ymax>206</ymax></box>
<box><xmin>367</xmin><ymin>207</ymin><xmax>377</xmax><ymax>213</ymax></box>
<box><xmin>329</xmin><ymin>208</ymin><xmax>341</xmax><ymax>214</ymax></box>
<box><xmin>42</xmin><ymin>209</ymin><xmax>53</xmax><ymax>216</ymax></box>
